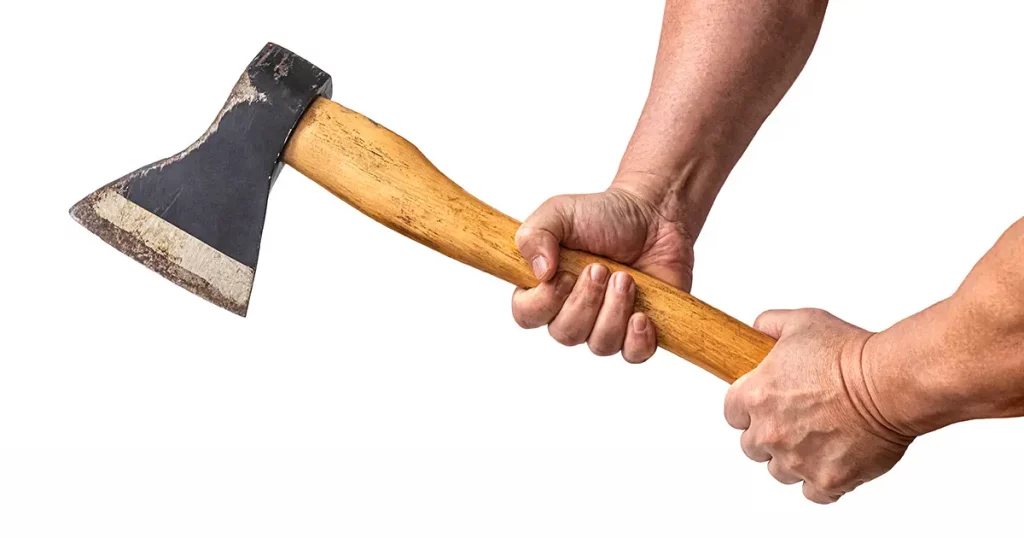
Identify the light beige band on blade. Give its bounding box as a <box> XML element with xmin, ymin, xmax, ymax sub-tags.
<box><xmin>90</xmin><ymin>188</ymin><xmax>255</xmax><ymax>308</ymax></box>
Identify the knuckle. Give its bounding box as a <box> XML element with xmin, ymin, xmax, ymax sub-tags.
<box><xmin>740</xmin><ymin>431</ymin><xmax>765</xmax><ymax>461</ymax></box>
<box><xmin>513</xmin><ymin>230</ymin><xmax>532</xmax><ymax>251</ymax></box>
<box><xmin>525</xmin><ymin>197</ymin><xmax>567</xmax><ymax>224</ymax></box>
<box><xmin>563</xmin><ymin>288</ymin><xmax>599</xmax><ymax>312</ymax></box>
<box><xmin>739</xmin><ymin>432</ymin><xmax>755</xmax><ymax>451</ymax></box>
<box><xmin>768</xmin><ymin>461</ymin><xmax>798</xmax><ymax>485</ymax></box>
<box><xmin>758</xmin><ymin>424</ymin><xmax>783</xmax><ymax>447</ymax></box>
<box><xmin>722</xmin><ymin>400</ymin><xmax>736</xmax><ymax>424</ymax></box>
<box><xmin>752</xmin><ymin>311</ymin><xmax>773</xmax><ymax>331</ymax></box>
<box><xmin>745</xmin><ymin>384</ymin><xmax>768</xmax><ymax>408</ymax></box>
<box><xmin>546</xmin><ymin>194</ymin><xmax>572</xmax><ymax>208</ymax></box>
<box><xmin>804</xmin><ymin>490</ymin><xmax>828</xmax><ymax>504</ymax></box>
<box><xmin>549</xmin><ymin>325</ymin><xmax>586</xmax><ymax>347</ymax></box>
<box><xmin>512</xmin><ymin>312</ymin><xmax>532</xmax><ymax>329</ymax></box>
<box><xmin>802</xmin><ymin>482</ymin><xmax>839</xmax><ymax>504</ymax></box>
<box><xmin>514</xmin><ymin>311</ymin><xmax>543</xmax><ymax>330</ymax></box>
<box><xmin>587</xmin><ymin>339</ymin><xmax>619</xmax><ymax>357</ymax></box>
<box><xmin>534</xmin><ymin>196</ymin><xmax>566</xmax><ymax>216</ymax></box>
<box><xmin>739</xmin><ymin>440</ymin><xmax>754</xmax><ymax>458</ymax></box>
<box><xmin>723</xmin><ymin>389</ymin><xmax>740</xmax><ymax>415</ymax></box>
<box><xmin>515</xmin><ymin>228</ymin><xmax>548</xmax><ymax>253</ymax></box>
<box><xmin>813</xmin><ymin>471</ymin><xmax>846</xmax><ymax>493</ymax></box>
<box><xmin>510</xmin><ymin>302</ymin><xmax>531</xmax><ymax>329</ymax></box>
<box><xmin>511</xmin><ymin>297</ymin><xmax>545</xmax><ymax>330</ymax></box>
<box><xmin>803</xmin><ymin>307</ymin><xmax>832</xmax><ymax>320</ymax></box>
<box><xmin>553</xmin><ymin>272</ymin><xmax>577</xmax><ymax>297</ymax></box>
<box><xmin>580</xmin><ymin>285</ymin><xmax>606</xmax><ymax>309</ymax></box>
<box><xmin>724</xmin><ymin>390</ymin><xmax>748</xmax><ymax>427</ymax></box>
<box><xmin>786</xmin><ymin>454</ymin><xmax>807</xmax><ymax>475</ymax></box>
<box><xmin>743</xmin><ymin>445</ymin><xmax>768</xmax><ymax>463</ymax></box>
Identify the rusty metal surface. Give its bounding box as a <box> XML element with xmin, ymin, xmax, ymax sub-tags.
<box><xmin>70</xmin><ymin>186</ymin><xmax>251</xmax><ymax>316</ymax></box>
<box><xmin>69</xmin><ymin>43</ymin><xmax>333</xmax><ymax>316</ymax></box>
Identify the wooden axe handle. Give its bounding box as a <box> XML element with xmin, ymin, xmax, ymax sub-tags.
<box><xmin>282</xmin><ymin>98</ymin><xmax>774</xmax><ymax>382</ymax></box>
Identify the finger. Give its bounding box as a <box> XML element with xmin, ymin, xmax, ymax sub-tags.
<box><xmin>752</xmin><ymin>309</ymin><xmax>799</xmax><ymax>340</ymax></box>
<box><xmin>767</xmin><ymin>458</ymin><xmax>802</xmax><ymax>485</ymax></box>
<box><xmin>511</xmin><ymin>273</ymin><xmax>576</xmax><ymax>329</ymax></box>
<box><xmin>547</xmin><ymin>264</ymin><xmax>610</xmax><ymax>346</ymax></box>
<box><xmin>516</xmin><ymin>197</ymin><xmax>575</xmax><ymax>281</ymax></box>
<box><xmin>842</xmin><ymin>478</ymin><xmax>868</xmax><ymax>494</ymax></box>
<box><xmin>740</xmin><ymin>429</ymin><xmax>771</xmax><ymax>463</ymax></box>
<box><xmin>622</xmin><ymin>313</ymin><xmax>657</xmax><ymax>364</ymax></box>
<box><xmin>633</xmin><ymin>256</ymin><xmax>693</xmax><ymax>292</ymax></box>
<box><xmin>802</xmin><ymin>482</ymin><xmax>842</xmax><ymax>505</ymax></box>
<box><xmin>587</xmin><ymin>272</ymin><xmax>636</xmax><ymax>356</ymax></box>
<box><xmin>723</xmin><ymin>373</ymin><xmax>753</xmax><ymax>430</ymax></box>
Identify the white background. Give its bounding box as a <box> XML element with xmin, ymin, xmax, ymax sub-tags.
<box><xmin>2</xmin><ymin>0</ymin><xmax>1023</xmax><ymax>535</ymax></box>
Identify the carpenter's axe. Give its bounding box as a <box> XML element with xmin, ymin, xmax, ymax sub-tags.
<box><xmin>70</xmin><ymin>43</ymin><xmax>774</xmax><ymax>382</ymax></box>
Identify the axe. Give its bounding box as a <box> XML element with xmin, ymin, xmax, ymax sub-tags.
<box><xmin>70</xmin><ymin>43</ymin><xmax>774</xmax><ymax>382</ymax></box>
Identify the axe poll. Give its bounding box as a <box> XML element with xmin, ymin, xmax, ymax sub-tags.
<box><xmin>70</xmin><ymin>43</ymin><xmax>774</xmax><ymax>382</ymax></box>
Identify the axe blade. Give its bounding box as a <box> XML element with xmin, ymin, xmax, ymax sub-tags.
<box><xmin>69</xmin><ymin>43</ymin><xmax>332</xmax><ymax>316</ymax></box>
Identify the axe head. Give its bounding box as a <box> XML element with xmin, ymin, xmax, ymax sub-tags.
<box><xmin>70</xmin><ymin>43</ymin><xmax>332</xmax><ymax>316</ymax></box>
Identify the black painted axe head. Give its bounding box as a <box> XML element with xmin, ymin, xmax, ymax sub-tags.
<box><xmin>69</xmin><ymin>43</ymin><xmax>332</xmax><ymax>316</ymax></box>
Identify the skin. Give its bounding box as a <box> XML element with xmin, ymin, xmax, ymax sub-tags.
<box><xmin>725</xmin><ymin>220</ymin><xmax>1024</xmax><ymax>503</ymax></box>
<box><xmin>513</xmin><ymin>0</ymin><xmax>1024</xmax><ymax>503</ymax></box>
<box><xmin>514</xmin><ymin>0</ymin><xmax>828</xmax><ymax>361</ymax></box>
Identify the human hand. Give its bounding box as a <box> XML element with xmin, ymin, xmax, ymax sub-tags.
<box><xmin>511</xmin><ymin>174</ymin><xmax>694</xmax><ymax>363</ymax></box>
<box><xmin>724</xmin><ymin>308</ymin><xmax>915</xmax><ymax>504</ymax></box>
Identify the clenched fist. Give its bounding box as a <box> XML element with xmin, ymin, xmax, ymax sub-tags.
<box><xmin>511</xmin><ymin>177</ymin><xmax>694</xmax><ymax>363</ymax></box>
<box><xmin>724</xmin><ymin>309</ymin><xmax>915</xmax><ymax>504</ymax></box>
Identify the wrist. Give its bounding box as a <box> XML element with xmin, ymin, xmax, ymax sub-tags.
<box><xmin>608</xmin><ymin>170</ymin><xmax>680</xmax><ymax>217</ymax></box>
<box><xmin>836</xmin><ymin>331</ymin><xmax>918</xmax><ymax>443</ymax></box>
<box><xmin>857</xmin><ymin>293</ymin><xmax>1024</xmax><ymax>436</ymax></box>
<box><xmin>609</xmin><ymin>157</ymin><xmax>729</xmax><ymax>240</ymax></box>
<box><xmin>858</xmin><ymin>327</ymin><xmax>950</xmax><ymax>437</ymax></box>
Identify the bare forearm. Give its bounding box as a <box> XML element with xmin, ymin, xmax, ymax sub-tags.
<box><xmin>613</xmin><ymin>0</ymin><xmax>829</xmax><ymax>237</ymax></box>
<box><xmin>861</xmin><ymin>218</ymin><xmax>1024</xmax><ymax>436</ymax></box>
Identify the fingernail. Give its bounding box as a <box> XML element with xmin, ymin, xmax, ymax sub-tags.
<box><xmin>589</xmin><ymin>264</ymin><xmax>609</xmax><ymax>283</ymax></box>
<box><xmin>612</xmin><ymin>272</ymin><xmax>632</xmax><ymax>292</ymax></box>
<box><xmin>632</xmin><ymin>315</ymin><xmax>648</xmax><ymax>332</ymax></box>
<box><xmin>531</xmin><ymin>256</ymin><xmax>549</xmax><ymax>279</ymax></box>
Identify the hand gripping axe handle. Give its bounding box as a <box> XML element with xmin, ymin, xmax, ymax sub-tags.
<box><xmin>285</xmin><ymin>100</ymin><xmax>774</xmax><ymax>381</ymax></box>
<box><xmin>71</xmin><ymin>43</ymin><xmax>775</xmax><ymax>382</ymax></box>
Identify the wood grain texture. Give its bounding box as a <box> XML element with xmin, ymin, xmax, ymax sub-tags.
<box><xmin>282</xmin><ymin>98</ymin><xmax>775</xmax><ymax>382</ymax></box>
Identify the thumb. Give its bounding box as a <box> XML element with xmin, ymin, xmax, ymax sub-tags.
<box><xmin>752</xmin><ymin>309</ymin><xmax>800</xmax><ymax>340</ymax></box>
<box><xmin>516</xmin><ymin>196</ymin><xmax>576</xmax><ymax>281</ymax></box>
